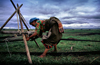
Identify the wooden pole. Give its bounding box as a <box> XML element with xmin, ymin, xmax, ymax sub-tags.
<box><xmin>34</xmin><ymin>40</ymin><xmax>40</xmax><ymax>48</ymax></box>
<box><xmin>17</xmin><ymin>4</ymin><xmax>39</xmax><ymax>48</ymax></box>
<box><xmin>10</xmin><ymin>0</ymin><xmax>29</xmax><ymax>31</ymax></box>
<box><xmin>11</xmin><ymin>0</ymin><xmax>39</xmax><ymax>48</ymax></box>
<box><xmin>20</xmin><ymin>15</ymin><xmax>30</xmax><ymax>31</ymax></box>
<box><xmin>10</xmin><ymin>0</ymin><xmax>17</xmax><ymax>9</ymax></box>
<box><xmin>0</xmin><ymin>4</ymin><xmax>23</xmax><ymax>31</ymax></box>
<box><xmin>17</xmin><ymin>5</ymin><xmax>32</xmax><ymax>64</ymax></box>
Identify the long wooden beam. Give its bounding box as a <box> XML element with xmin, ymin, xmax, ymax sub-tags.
<box><xmin>0</xmin><ymin>31</ymin><xmax>35</xmax><ymax>34</ymax></box>
<box><xmin>0</xmin><ymin>4</ymin><xmax>23</xmax><ymax>31</ymax></box>
<box><xmin>1</xmin><ymin>38</ymin><xmax>100</xmax><ymax>43</ymax></box>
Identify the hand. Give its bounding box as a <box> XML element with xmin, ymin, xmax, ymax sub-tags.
<box><xmin>26</xmin><ymin>37</ymin><xmax>30</xmax><ymax>41</ymax></box>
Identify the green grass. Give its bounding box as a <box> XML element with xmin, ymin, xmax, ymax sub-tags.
<box><xmin>0</xmin><ymin>54</ymin><xmax>100</xmax><ymax>65</ymax></box>
<box><xmin>0</xmin><ymin>29</ymin><xmax>100</xmax><ymax>65</ymax></box>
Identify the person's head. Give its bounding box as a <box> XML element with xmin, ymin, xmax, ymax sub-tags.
<box><xmin>29</xmin><ymin>17</ymin><xmax>39</xmax><ymax>26</ymax></box>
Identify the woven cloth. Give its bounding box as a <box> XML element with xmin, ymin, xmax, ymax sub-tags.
<box><xmin>50</xmin><ymin>17</ymin><xmax>64</xmax><ymax>33</ymax></box>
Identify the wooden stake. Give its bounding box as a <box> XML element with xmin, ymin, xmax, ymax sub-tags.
<box><xmin>17</xmin><ymin>5</ymin><xmax>32</xmax><ymax>64</ymax></box>
<box><xmin>22</xmin><ymin>34</ymin><xmax>32</xmax><ymax>64</ymax></box>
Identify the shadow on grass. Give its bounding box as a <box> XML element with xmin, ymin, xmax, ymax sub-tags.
<box><xmin>61</xmin><ymin>38</ymin><xmax>100</xmax><ymax>42</ymax></box>
<box><xmin>0</xmin><ymin>51</ymin><xmax>100</xmax><ymax>56</ymax></box>
<box><xmin>0</xmin><ymin>52</ymin><xmax>100</xmax><ymax>65</ymax></box>
<box><xmin>79</xmin><ymin>33</ymin><xmax>100</xmax><ymax>36</ymax></box>
<box><xmin>0</xmin><ymin>61</ymin><xmax>99</xmax><ymax>65</ymax></box>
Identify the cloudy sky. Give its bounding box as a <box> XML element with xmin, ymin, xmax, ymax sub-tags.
<box><xmin>0</xmin><ymin>0</ymin><xmax>100</xmax><ymax>29</ymax></box>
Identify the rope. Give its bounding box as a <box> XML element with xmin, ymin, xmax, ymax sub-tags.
<box><xmin>21</xmin><ymin>14</ymin><xmax>31</xmax><ymax>29</ymax></box>
<box><xmin>16</xmin><ymin>10</ymin><xmax>31</xmax><ymax>30</ymax></box>
<box><xmin>5</xmin><ymin>38</ymin><xmax>12</xmax><ymax>57</ymax></box>
<box><xmin>16</xmin><ymin>12</ymin><xmax>20</xmax><ymax>32</ymax></box>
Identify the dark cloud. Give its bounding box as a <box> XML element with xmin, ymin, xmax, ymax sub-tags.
<box><xmin>80</xmin><ymin>14</ymin><xmax>100</xmax><ymax>19</ymax></box>
<box><xmin>62</xmin><ymin>18</ymin><xmax>89</xmax><ymax>24</ymax></box>
<box><xmin>62</xmin><ymin>21</ymin><xmax>86</xmax><ymax>24</ymax></box>
<box><xmin>0</xmin><ymin>0</ymin><xmax>100</xmax><ymax>29</ymax></box>
<box><xmin>35</xmin><ymin>7</ymin><xmax>60</xmax><ymax>15</ymax></box>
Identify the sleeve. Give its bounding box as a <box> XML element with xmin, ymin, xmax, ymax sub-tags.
<box><xmin>35</xmin><ymin>22</ymin><xmax>40</xmax><ymax>35</ymax></box>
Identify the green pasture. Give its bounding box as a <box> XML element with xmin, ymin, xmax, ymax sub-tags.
<box><xmin>0</xmin><ymin>29</ymin><xmax>100</xmax><ymax>65</ymax></box>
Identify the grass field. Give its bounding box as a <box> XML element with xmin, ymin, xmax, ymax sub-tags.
<box><xmin>0</xmin><ymin>29</ymin><xmax>100</xmax><ymax>65</ymax></box>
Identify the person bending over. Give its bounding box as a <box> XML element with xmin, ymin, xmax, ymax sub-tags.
<box><xmin>26</xmin><ymin>17</ymin><xmax>64</xmax><ymax>58</ymax></box>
